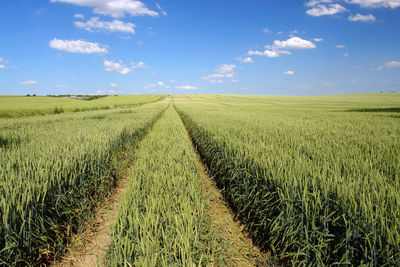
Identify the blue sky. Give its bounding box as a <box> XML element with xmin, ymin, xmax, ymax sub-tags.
<box><xmin>0</xmin><ymin>0</ymin><xmax>399</xmax><ymax>95</ymax></box>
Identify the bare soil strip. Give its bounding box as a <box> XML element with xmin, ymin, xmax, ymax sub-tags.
<box><xmin>187</xmin><ymin>135</ymin><xmax>270</xmax><ymax>266</ymax></box>
<box><xmin>53</xmin><ymin>173</ymin><xmax>130</xmax><ymax>267</ymax></box>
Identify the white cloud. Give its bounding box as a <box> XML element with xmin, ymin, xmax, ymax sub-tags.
<box><xmin>248</xmin><ymin>37</ymin><xmax>315</xmax><ymax>59</ymax></box>
<box><xmin>349</xmin><ymin>13</ymin><xmax>376</xmax><ymax>22</ymax></box>
<box><xmin>314</xmin><ymin>38</ymin><xmax>324</xmax><ymax>42</ymax></box>
<box><xmin>109</xmin><ymin>89</ymin><xmax>117</xmax><ymax>94</ymax></box>
<box><xmin>104</xmin><ymin>60</ymin><xmax>130</xmax><ymax>74</ymax></box>
<box><xmin>49</xmin><ymin>38</ymin><xmax>108</xmax><ymax>54</ymax></box>
<box><xmin>336</xmin><ymin>44</ymin><xmax>346</xmax><ymax>48</ymax></box>
<box><xmin>344</xmin><ymin>52</ymin><xmax>350</xmax><ymax>57</ymax></box>
<box><xmin>0</xmin><ymin>57</ymin><xmax>3</xmax><ymax>62</ymax></box>
<box><xmin>133</xmin><ymin>62</ymin><xmax>147</xmax><ymax>69</ymax></box>
<box><xmin>306</xmin><ymin>0</ymin><xmax>333</xmax><ymax>6</ymax></box>
<box><xmin>263</xmin><ymin>28</ymin><xmax>271</xmax><ymax>33</ymax></box>
<box><xmin>345</xmin><ymin>0</ymin><xmax>400</xmax><ymax>9</ymax></box>
<box><xmin>385</xmin><ymin>60</ymin><xmax>400</xmax><ymax>67</ymax></box>
<box><xmin>248</xmin><ymin>49</ymin><xmax>281</xmax><ymax>58</ymax></box>
<box><xmin>264</xmin><ymin>49</ymin><xmax>282</xmax><ymax>57</ymax></box>
<box><xmin>176</xmin><ymin>85</ymin><xmax>198</xmax><ymax>90</ymax></box>
<box><xmin>284</xmin><ymin>70</ymin><xmax>294</xmax><ymax>75</ymax></box>
<box><xmin>377</xmin><ymin>65</ymin><xmax>384</xmax><ymax>71</ymax></box>
<box><xmin>96</xmin><ymin>90</ymin><xmax>104</xmax><ymax>94</ymax></box>
<box><xmin>155</xmin><ymin>2</ymin><xmax>167</xmax><ymax>15</ymax></box>
<box><xmin>236</xmin><ymin>57</ymin><xmax>254</xmax><ymax>63</ymax></box>
<box><xmin>203</xmin><ymin>64</ymin><xmax>237</xmax><ymax>83</ymax></box>
<box><xmin>144</xmin><ymin>81</ymin><xmax>168</xmax><ymax>89</ymax></box>
<box><xmin>0</xmin><ymin>64</ymin><xmax>6</xmax><ymax>69</ymax></box>
<box><xmin>74</xmin><ymin>13</ymin><xmax>85</xmax><ymax>19</ymax></box>
<box><xmin>232</xmin><ymin>79</ymin><xmax>238</xmax><ymax>83</ymax></box>
<box><xmin>103</xmin><ymin>60</ymin><xmax>146</xmax><ymax>74</ymax></box>
<box><xmin>273</xmin><ymin>36</ymin><xmax>316</xmax><ymax>49</ymax></box>
<box><xmin>110</xmin><ymin>82</ymin><xmax>117</xmax><ymax>87</ymax></box>
<box><xmin>306</xmin><ymin>4</ymin><xmax>348</xmax><ymax>16</ymax></box>
<box><xmin>75</xmin><ymin>17</ymin><xmax>136</xmax><ymax>34</ymax></box>
<box><xmin>50</xmin><ymin>0</ymin><xmax>158</xmax><ymax>18</ymax></box>
<box><xmin>21</xmin><ymin>80</ymin><xmax>38</xmax><ymax>85</ymax></box>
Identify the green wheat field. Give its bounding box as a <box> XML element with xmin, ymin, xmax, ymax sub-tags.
<box><xmin>1</xmin><ymin>93</ymin><xmax>399</xmax><ymax>266</ymax></box>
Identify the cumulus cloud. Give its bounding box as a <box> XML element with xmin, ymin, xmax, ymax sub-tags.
<box><xmin>176</xmin><ymin>85</ymin><xmax>198</xmax><ymax>90</ymax></box>
<box><xmin>306</xmin><ymin>4</ymin><xmax>348</xmax><ymax>16</ymax></box>
<box><xmin>103</xmin><ymin>59</ymin><xmax>146</xmax><ymax>74</ymax></box>
<box><xmin>21</xmin><ymin>80</ymin><xmax>38</xmax><ymax>85</ymax></box>
<box><xmin>75</xmin><ymin>17</ymin><xmax>136</xmax><ymax>34</ymax></box>
<box><xmin>314</xmin><ymin>38</ymin><xmax>324</xmax><ymax>42</ymax></box>
<box><xmin>110</xmin><ymin>82</ymin><xmax>117</xmax><ymax>87</ymax></box>
<box><xmin>0</xmin><ymin>64</ymin><xmax>6</xmax><ymax>69</ymax></box>
<box><xmin>202</xmin><ymin>64</ymin><xmax>237</xmax><ymax>83</ymax></box>
<box><xmin>284</xmin><ymin>70</ymin><xmax>294</xmax><ymax>75</ymax></box>
<box><xmin>273</xmin><ymin>36</ymin><xmax>316</xmax><ymax>49</ymax></box>
<box><xmin>236</xmin><ymin>57</ymin><xmax>254</xmax><ymax>63</ymax></box>
<box><xmin>336</xmin><ymin>44</ymin><xmax>346</xmax><ymax>48</ymax></box>
<box><xmin>385</xmin><ymin>60</ymin><xmax>400</xmax><ymax>67</ymax></box>
<box><xmin>348</xmin><ymin>13</ymin><xmax>376</xmax><ymax>22</ymax></box>
<box><xmin>103</xmin><ymin>60</ymin><xmax>132</xmax><ymax>74</ymax></box>
<box><xmin>248</xmin><ymin>37</ymin><xmax>316</xmax><ymax>59</ymax></box>
<box><xmin>345</xmin><ymin>0</ymin><xmax>400</xmax><ymax>8</ymax></box>
<box><xmin>51</xmin><ymin>0</ymin><xmax>158</xmax><ymax>18</ymax></box>
<box><xmin>49</xmin><ymin>38</ymin><xmax>108</xmax><ymax>54</ymax></box>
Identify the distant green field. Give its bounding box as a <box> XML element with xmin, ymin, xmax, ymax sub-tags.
<box><xmin>0</xmin><ymin>95</ymin><xmax>165</xmax><ymax>118</ymax></box>
<box><xmin>180</xmin><ymin>92</ymin><xmax>400</xmax><ymax>110</ymax></box>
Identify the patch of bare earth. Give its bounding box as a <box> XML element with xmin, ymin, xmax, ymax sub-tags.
<box><xmin>192</xmin><ymin>147</ymin><xmax>270</xmax><ymax>266</ymax></box>
<box><xmin>52</xmin><ymin>174</ymin><xmax>130</xmax><ymax>267</ymax></box>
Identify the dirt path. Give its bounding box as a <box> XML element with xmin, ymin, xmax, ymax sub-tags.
<box><xmin>195</xmin><ymin>152</ymin><xmax>269</xmax><ymax>266</ymax></box>
<box><xmin>53</xmin><ymin>174</ymin><xmax>130</xmax><ymax>267</ymax></box>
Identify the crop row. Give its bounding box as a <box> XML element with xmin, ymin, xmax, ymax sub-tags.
<box><xmin>175</xmin><ymin>96</ymin><xmax>400</xmax><ymax>266</ymax></box>
<box><xmin>0</xmin><ymin>101</ymin><xmax>168</xmax><ymax>265</ymax></box>
<box><xmin>106</xmin><ymin>106</ymin><xmax>216</xmax><ymax>266</ymax></box>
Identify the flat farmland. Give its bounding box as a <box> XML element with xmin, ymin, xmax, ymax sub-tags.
<box><xmin>0</xmin><ymin>93</ymin><xmax>399</xmax><ymax>266</ymax></box>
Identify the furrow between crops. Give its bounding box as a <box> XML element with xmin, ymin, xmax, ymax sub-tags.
<box><xmin>53</xmin><ymin>170</ymin><xmax>130</xmax><ymax>267</ymax></box>
<box><xmin>180</xmin><ymin>110</ymin><xmax>270</xmax><ymax>266</ymax></box>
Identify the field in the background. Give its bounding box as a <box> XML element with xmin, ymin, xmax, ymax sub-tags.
<box><xmin>175</xmin><ymin>92</ymin><xmax>400</xmax><ymax>266</ymax></box>
<box><xmin>0</xmin><ymin>94</ymin><xmax>165</xmax><ymax>118</ymax></box>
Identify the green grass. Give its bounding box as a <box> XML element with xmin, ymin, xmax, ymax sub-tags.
<box><xmin>106</xmin><ymin>106</ymin><xmax>216</xmax><ymax>266</ymax></box>
<box><xmin>175</xmin><ymin>93</ymin><xmax>400</xmax><ymax>266</ymax></box>
<box><xmin>0</xmin><ymin>94</ymin><xmax>166</xmax><ymax>118</ymax></box>
<box><xmin>0</xmin><ymin>100</ymin><xmax>169</xmax><ymax>265</ymax></box>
